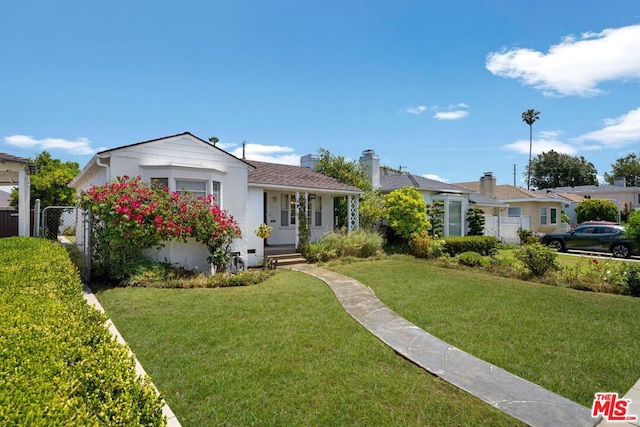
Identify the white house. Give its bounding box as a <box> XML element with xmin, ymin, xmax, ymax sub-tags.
<box><xmin>70</xmin><ymin>133</ymin><xmax>362</xmax><ymax>271</ymax></box>
<box><xmin>0</xmin><ymin>152</ymin><xmax>33</xmax><ymax>237</ymax></box>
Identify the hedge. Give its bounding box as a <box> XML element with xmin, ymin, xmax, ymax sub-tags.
<box><xmin>0</xmin><ymin>238</ymin><xmax>166</xmax><ymax>426</ymax></box>
<box><xmin>442</xmin><ymin>236</ymin><xmax>499</xmax><ymax>256</ymax></box>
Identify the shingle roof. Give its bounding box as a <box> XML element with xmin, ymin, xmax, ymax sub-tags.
<box><xmin>247</xmin><ymin>160</ymin><xmax>362</xmax><ymax>193</ymax></box>
<box><xmin>555</xmin><ymin>192</ymin><xmax>585</xmax><ymax>203</ymax></box>
<box><xmin>468</xmin><ymin>193</ymin><xmax>507</xmax><ymax>206</ymax></box>
<box><xmin>454</xmin><ymin>181</ymin><xmax>557</xmax><ymax>200</ymax></box>
<box><xmin>551</xmin><ymin>184</ymin><xmax>640</xmax><ymax>193</ymax></box>
<box><xmin>0</xmin><ymin>152</ymin><xmax>29</xmax><ymax>163</ymax></box>
<box><xmin>380</xmin><ymin>169</ymin><xmax>472</xmax><ymax>194</ymax></box>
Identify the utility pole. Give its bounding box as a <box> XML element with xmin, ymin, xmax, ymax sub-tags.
<box><xmin>513</xmin><ymin>164</ymin><xmax>516</xmax><ymax>186</ymax></box>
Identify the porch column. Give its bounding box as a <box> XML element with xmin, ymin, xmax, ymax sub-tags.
<box><xmin>294</xmin><ymin>191</ymin><xmax>300</xmax><ymax>247</ymax></box>
<box><xmin>18</xmin><ymin>167</ymin><xmax>30</xmax><ymax>237</ymax></box>
<box><xmin>347</xmin><ymin>195</ymin><xmax>359</xmax><ymax>233</ymax></box>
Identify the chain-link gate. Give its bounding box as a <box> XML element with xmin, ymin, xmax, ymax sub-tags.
<box><xmin>41</xmin><ymin>206</ymin><xmax>91</xmax><ymax>282</ymax></box>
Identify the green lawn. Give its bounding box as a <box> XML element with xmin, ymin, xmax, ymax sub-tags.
<box><xmin>96</xmin><ymin>270</ymin><xmax>519</xmax><ymax>426</ymax></box>
<box><xmin>328</xmin><ymin>256</ymin><xmax>640</xmax><ymax>407</ymax></box>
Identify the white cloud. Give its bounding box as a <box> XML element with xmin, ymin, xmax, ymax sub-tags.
<box><xmin>434</xmin><ymin>110</ymin><xmax>469</xmax><ymax>120</ymax></box>
<box><xmin>486</xmin><ymin>24</ymin><xmax>640</xmax><ymax>97</ymax></box>
<box><xmin>226</xmin><ymin>143</ymin><xmax>301</xmax><ymax>165</ymax></box>
<box><xmin>4</xmin><ymin>134</ymin><xmax>96</xmax><ymax>155</ymax></box>
<box><xmin>503</xmin><ymin>131</ymin><xmax>578</xmax><ymax>155</ymax></box>
<box><xmin>575</xmin><ymin>107</ymin><xmax>640</xmax><ymax>147</ymax></box>
<box><xmin>422</xmin><ymin>174</ymin><xmax>449</xmax><ymax>183</ymax></box>
<box><xmin>404</xmin><ymin>105</ymin><xmax>427</xmax><ymax>115</ymax></box>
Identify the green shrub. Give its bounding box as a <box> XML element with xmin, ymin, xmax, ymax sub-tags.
<box><xmin>383</xmin><ymin>187</ymin><xmax>430</xmax><ymax>240</ymax></box>
<box><xmin>136</xmin><ymin>269</ymin><xmax>275</xmax><ymax>288</ymax></box>
<box><xmin>517</xmin><ymin>228</ymin><xmax>538</xmax><ymax>245</ymax></box>
<box><xmin>622</xmin><ymin>263</ymin><xmax>640</xmax><ymax>297</ymax></box>
<box><xmin>514</xmin><ymin>242</ymin><xmax>559</xmax><ymax>277</ymax></box>
<box><xmin>0</xmin><ymin>238</ymin><xmax>166</xmax><ymax>426</ymax></box>
<box><xmin>466</xmin><ymin>208</ymin><xmax>485</xmax><ymax>236</ymax></box>
<box><xmin>409</xmin><ymin>231</ymin><xmax>444</xmax><ymax>259</ymax></box>
<box><xmin>547</xmin><ymin>257</ymin><xmax>626</xmax><ymax>293</ymax></box>
<box><xmin>307</xmin><ymin>229</ymin><xmax>383</xmax><ymax>262</ymax></box>
<box><xmin>457</xmin><ymin>251</ymin><xmax>485</xmax><ymax>267</ymax></box>
<box><xmin>441</xmin><ymin>236</ymin><xmax>499</xmax><ymax>256</ymax></box>
<box><xmin>575</xmin><ymin>198</ymin><xmax>619</xmax><ymax>223</ymax></box>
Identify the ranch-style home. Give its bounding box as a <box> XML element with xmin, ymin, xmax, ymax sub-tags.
<box><xmin>69</xmin><ymin>132</ymin><xmax>362</xmax><ymax>271</ymax></box>
<box><xmin>358</xmin><ymin>149</ymin><xmax>474</xmax><ymax>237</ymax></box>
<box><xmin>455</xmin><ymin>172</ymin><xmax>566</xmax><ymax>243</ymax></box>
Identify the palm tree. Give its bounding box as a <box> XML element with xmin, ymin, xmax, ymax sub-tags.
<box><xmin>522</xmin><ymin>109</ymin><xmax>540</xmax><ymax>190</ymax></box>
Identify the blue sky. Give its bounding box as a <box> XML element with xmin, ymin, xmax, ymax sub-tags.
<box><xmin>2</xmin><ymin>1</ymin><xmax>640</xmax><ymax>186</ymax></box>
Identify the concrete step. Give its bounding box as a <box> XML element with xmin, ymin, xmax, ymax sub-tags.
<box><xmin>267</xmin><ymin>253</ymin><xmax>308</xmax><ymax>268</ymax></box>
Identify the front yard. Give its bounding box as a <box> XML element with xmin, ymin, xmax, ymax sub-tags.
<box><xmin>96</xmin><ymin>256</ymin><xmax>640</xmax><ymax>425</ymax></box>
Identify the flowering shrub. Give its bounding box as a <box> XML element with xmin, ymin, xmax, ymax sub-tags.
<box><xmin>80</xmin><ymin>176</ymin><xmax>240</xmax><ymax>281</ymax></box>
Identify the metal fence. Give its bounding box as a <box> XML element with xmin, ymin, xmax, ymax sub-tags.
<box><xmin>41</xmin><ymin>206</ymin><xmax>91</xmax><ymax>282</ymax></box>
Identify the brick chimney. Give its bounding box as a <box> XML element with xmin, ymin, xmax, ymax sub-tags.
<box><xmin>359</xmin><ymin>149</ymin><xmax>380</xmax><ymax>189</ymax></box>
<box><xmin>479</xmin><ymin>172</ymin><xmax>496</xmax><ymax>199</ymax></box>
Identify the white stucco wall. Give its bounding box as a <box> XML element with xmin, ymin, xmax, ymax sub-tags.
<box><xmin>71</xmin><ymin>134</ymin><xmax>252</xmax><ymax>273</ymax></box>
<box><xmin>247</xmin><ymin>188</ymin><xmax>265</xmax><ymax>267</ymax></box>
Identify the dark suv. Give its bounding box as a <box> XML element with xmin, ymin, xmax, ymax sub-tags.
<box><xmin>540</xmin><ymin>224</ymin><xmax>634</xmax><ymax>258</ymax></box>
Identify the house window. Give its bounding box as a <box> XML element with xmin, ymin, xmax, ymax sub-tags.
<box><xmin>211</xmin><ymin>181</ymin><xmax>221</xmax><ymax>207</ymax></box>
<box><xmin>541</xmin><ymin>207</ymin><xmax>548</xmax><ymax>225</ymax></box>
<box><xmin>584</xmin><ymin>195</ymin><xmax>591</xmax><ymax>199</ymax></box>
<box><xmin>176</xmin><ymin>180</ymin><xmax>208</xmax><ymax>202</ymax></box>
<box><xmin>151</xmin><ymin>177</ymin><xmax>169</xmax><ymax>190</ymax></box>
<box><xmin>281</xmin><ymin>194</ymin><xmax>296</xmax><ymax>226</ymax></box>
<box><xmin>550</xmin><ymin>207</ymin><xmax>558</xmax><ymax>224</ymax></box>
<box><xmin>508</xmin><ymin>207</ymin><xmax>521</xmax><ymax>217</ymax></box>
<box><xmin>314</xmin><ymin>196</ymin><xmax>322</xmax><ymax>227</ymax></box>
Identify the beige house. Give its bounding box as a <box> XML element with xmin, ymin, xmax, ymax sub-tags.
<box><xmin>455</xmin><ymin>172</ymin><xmax>566</xmax><ymax>243</ymax></box>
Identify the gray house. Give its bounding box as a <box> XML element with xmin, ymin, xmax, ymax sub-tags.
<box><xmin>359</xmin><ymin>149</ymin><xmax>473</xmax><ymax>237</ymax></box>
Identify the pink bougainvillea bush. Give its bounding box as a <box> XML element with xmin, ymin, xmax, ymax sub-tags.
<box><xmin>80</xmin><ymin>176</ymin><xmax>240</xmax><ymax>281</ymax></box>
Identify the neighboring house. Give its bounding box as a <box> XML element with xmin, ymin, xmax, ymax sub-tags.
<box><xmin>359</xmin><ymin>149</ymin><xmax>473</xmax><ymax>237</ymax></box>
<box><xmin>455</xmin><ymin>172</ymin><xmax>565</xmax><ymax>243</ymax></box>
<box><xmin>69</xmin><ymin>132</ymin><xmax>362</xmax><ymax>271</ymax></box>
<box><xmin>548</xmin><ymin>180</ymin><xmax>635</xmax><ymax>221</ymax></box>
<box><xmin>552</xmin><ymin>191</ymin><xmax>587</xmax><ymax>226</ymax></box>
<box><xmin>0</xmin><ymin>152</ymin><xmax>33</xmax><ymax>237</ymax></box>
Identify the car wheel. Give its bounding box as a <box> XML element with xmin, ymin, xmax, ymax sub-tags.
<box><xmin>612</xmin><ymin>244</ymin><xmax>630</xmax><ymax>258</ymax></box>
<box><xmin>547</xmin><ymin>239</ymin><xmax>564</xmax><ymax>252</ymax></box>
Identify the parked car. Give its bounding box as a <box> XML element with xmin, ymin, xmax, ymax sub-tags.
<box><xmin>540</xmin><ymin>224</ymin><xmax>634</xmax><ymax>258</ymax></box>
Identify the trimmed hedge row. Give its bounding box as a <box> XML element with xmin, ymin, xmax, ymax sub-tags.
<box><xmin>0</xmin><ymin>238</ymin><xmax>165</xmax><ymax>426</ymax></box>
<box><xmin>442</xmin><ymin>236</ymin><xmax>499</xmax><ymax>256</ymax></box>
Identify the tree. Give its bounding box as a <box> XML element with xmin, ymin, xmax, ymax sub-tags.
<box><xmin>383</xmin><ymin>187</ymin><xmax>430</xmax><ymax>241</ymax></box>
<box><xmin>314</xmin><ymin>148</ymin><xmax>372</xmax><ymax>191</ymax></box>
<box><xmin>574</xmin><ymin>199</ymin><xmax>618</xmax><ymax>224</ymax></box>
<box><xmin>466</xmin><ymin>208</ymin><xmax>485</xmax><ymax>236</ymax></box>
<box><xmin>314</xmin><ymin>148</ymin><xmax>376</xmax><ymax>229</ymax></box>
<box><xmin>604</xmin><ymin>153</ymin><xmax>640</xmax><ymax>187</ymax></box>
<box><xmin>10</xmin><ymin>151</ymin><xmax>80</xmax><ymax>208</ymax></box>
<box><xmin>527</xmin><ymin>150</ymin><xmax>598</xmax><ymax>189</ymax></box>
<box><xmin>522</xmin><ymin>109</ymin><xmax>540</xmax><ymax>190</ymax></box>
<box><xmin>624</xmin><ymin>210</ymin><xmax>640</xmax><ymax>251</ymax></box>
